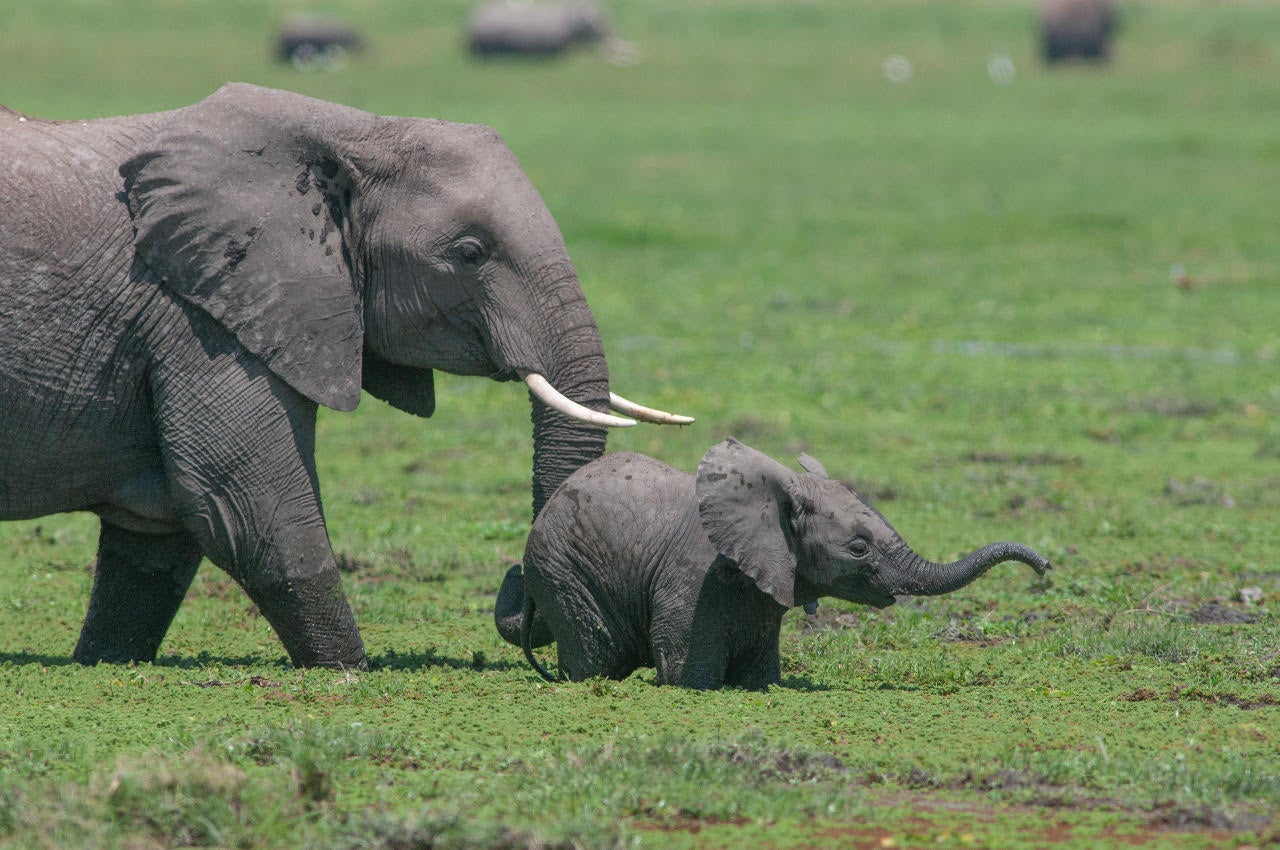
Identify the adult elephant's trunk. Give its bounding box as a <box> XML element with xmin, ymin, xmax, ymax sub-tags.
<box><xmin>521</xmin><ymin>270</ymin><xmax>614</xmax><ymax>520</ymax></box>
<box><xmin>530</xmin><ymin>383</ymin><xmax>608</xmax><ymax>519</ymax></box>
<box><xmin>881</xmin><ymin>541</ymin><xmax>1051</xmax><ymax>597</ymax></box>
<box><xmin>505</xmin><ymin>263</ymin><xmax>690</xmax><ymax>518</ymax></box>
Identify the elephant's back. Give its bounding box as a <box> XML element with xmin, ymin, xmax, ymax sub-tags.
<box><xmin>1040</xmin><ymin>0</ymin><xmax>1115</xmax><ymax>29</ymax></box>
<box><xmin>529</xmin><ymin>451</ymin><xmax>699</xmax><ymax>569</ymax></box>
<box><xmin>559</xmin><ymin>451</ymin><xmax>694</xmax><ymax>517</ymax></box>
<box><xmin>0</xmin><ymin>108</ymin><xmax>148</xmax><ymax>187</ymax></box>
<box><xmin>524</xmin><ymin>451</ymin><xmax>703</xmax><ymax>670</ymax></box>
<box><xmin>469</xmin><ymin>3</ymin><xmax>572</xmax><ymax>53</ymax></box>
<box><xmin>0</xmin><ymin>110</ymin><xmax>146</xmax><ymax>283</ymax></box>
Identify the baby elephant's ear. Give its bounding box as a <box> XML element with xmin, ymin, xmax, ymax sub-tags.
<box><xmin>696</xmin><ymin>438</ymin><xmax>799</xmax><ymax>608</ymax></box>
<box><xmin>796</xmin><ymin>453</ymin><xmax>828</xmax><ymax>478</ymax></box>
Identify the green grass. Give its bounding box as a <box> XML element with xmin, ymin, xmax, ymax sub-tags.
<box><xmin>3</xmin><ymin>0</ymin><xmax>1280</xmax><ymax>847</ymax></box>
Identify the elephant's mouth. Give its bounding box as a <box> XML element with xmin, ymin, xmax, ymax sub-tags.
<box><xmin>856</xmin><ymin>585</ymin><xmax>897</xmax><ymax>609</ymax></box>
<box><xmin>831</xmin><ymin>576</ymin><xmax>897</xmax><ymax>609</ymax></box>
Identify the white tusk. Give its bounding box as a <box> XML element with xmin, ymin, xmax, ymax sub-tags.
<box><xmin>523</xmin><ymin>373</ymin><xmax>636</xmax><ymax>428</ymax></box>
<box><xmin>609</xmin><ymin>392</ymin><xmax>695</xmax><ymax>425</ymax></box>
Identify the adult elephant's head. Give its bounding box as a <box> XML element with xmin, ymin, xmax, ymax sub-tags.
<box><xmin>121</xmin><ymin>83</ymin><xmax>688</xmax><ymax>516</ymax></box>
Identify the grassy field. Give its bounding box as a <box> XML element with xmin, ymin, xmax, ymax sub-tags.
<box><xmin>2</xmin><ymin>0</ymin><xmax>1280</xmax><ymax>847</ymax></box>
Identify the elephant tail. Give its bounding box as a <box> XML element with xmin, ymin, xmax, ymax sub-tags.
<box><xmin>521</xmin><ymin>590</ymin><xmax>557</xmax><ymax>683</ymax></box>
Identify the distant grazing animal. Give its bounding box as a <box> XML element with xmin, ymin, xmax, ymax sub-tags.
<box><xmin>495</xmin><ymin>439</ymin><xmax>1052</xmax><ymax>690</ymax></box>
<box><xmin>1040</xmin><ymin>0</ymin><xmax>1117</xmax><ymax>64</ymax></box>
<box><xmin>467</xmin><ymin>1</ymin><xmax>634</xmax><ymax>63</ymax></box>
<box><xmin>277</xmin><ymin>14</ymin><xmax>364</xmax><ymax>71</ymax></box>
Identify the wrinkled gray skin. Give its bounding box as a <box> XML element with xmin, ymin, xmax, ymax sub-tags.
<box><xmin>0</xmin><ymin>83</ymin><xmax>625</xmax><ymax>669</ymax></box>
<box><xmin>468</xmin><ymin>2</ymin><xmax>622</xmax><ymax>59</ymax></box>
<box><xmin>496</xmin><ymin>439</ymin><xmax>1052</xmax><ymax>690</ymax></box>
<box><xmin>1040</xmin><ymin>0</ymin><xmax>1117</xmax><ymax>64</ymax></box>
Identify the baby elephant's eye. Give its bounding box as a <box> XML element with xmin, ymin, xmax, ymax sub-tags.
<box><xmin>452</xmin><ymin>236</ymin><xmax>488</xmax><ymax>266</ymax></box>
<box><xmin>845</xmin><ymin>537</ymin><xmax>873</xmax><ymax>558</ymax></box>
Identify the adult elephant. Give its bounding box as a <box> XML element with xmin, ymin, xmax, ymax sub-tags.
<box><xmin>0</xmin><ymin>83</ymin><xmax>689</xmax><ymax>670</ymax></box>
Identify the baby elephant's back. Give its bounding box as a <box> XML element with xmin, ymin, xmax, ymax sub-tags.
<box><xmin>528</xmin><ymin>452</ymin><xmax>698</xmax><ymax>570</ymax></box>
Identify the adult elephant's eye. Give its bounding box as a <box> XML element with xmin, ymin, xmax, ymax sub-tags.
<box><xmin>453</xmin><ymin>236</ymin><xmax>488</xmax><ymax>266</ymax></box>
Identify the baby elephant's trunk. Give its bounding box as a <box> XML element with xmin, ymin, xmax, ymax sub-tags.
<box><xmin>883</xmin><ymin>541</ymin><xmax>1051</xmax><ymax>597</ymax></box>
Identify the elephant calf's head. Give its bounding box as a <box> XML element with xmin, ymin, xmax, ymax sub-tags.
<box><xmin>695</xmin><ymin>439</ymin><xmax>1051</xmax><ymax>609</ymax></box>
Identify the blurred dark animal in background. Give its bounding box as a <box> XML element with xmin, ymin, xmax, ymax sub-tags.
<box><xmin>1039</xmin><ymin>0</ymin><xmax>1117</xmax><ymax>64</ymax></box>
<box><xmin>467</xmin><ymin>1</ymin><xmax>635</xmax><ymax>64</ymax></box>
<box><xmin>277</xmin><ymin>14</ymin><xmax>365</xmax><ymax>71</ymax></box>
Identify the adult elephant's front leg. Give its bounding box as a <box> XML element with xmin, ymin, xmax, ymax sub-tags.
<box><xmin>73</xmin><ymin>524</ymin><xmax>203</xmax><ymax>665</ymax></box>
<box><xmin>244</xmin><ymin>558</ymin><xmax>362</xmax><ymax>669</ymax></box>
<box><xmin>154</xmin><ymin>346</ymin><xmax>366</xmax><ymax>670</ymax></box>
<box><xmin>170</xmin><ymin>443</ymin><xmax>366</xmax><ymax>669</ymax></box>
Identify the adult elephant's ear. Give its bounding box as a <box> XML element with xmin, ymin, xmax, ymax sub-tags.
<box><xmin>696</xmin><ymin>438</ymin><xmax>800</xmax><ymax>608</ymax></box>
<box><xmin>121</xmin><ymin>83</ymin><xmax>367</xmax><ymax>411</ymax></box>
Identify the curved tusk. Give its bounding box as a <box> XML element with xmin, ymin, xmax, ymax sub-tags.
<box><xmin>523</xmin><ymin>373</ymin><xmax>636</xmax><ymax>428</ymax></box>
<box><xmin>609</xmin><ymin>392</ymin><xmax>695</xmax><ymax>425</ymax></box>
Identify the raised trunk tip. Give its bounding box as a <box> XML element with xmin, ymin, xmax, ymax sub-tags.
<box><xmin>887</xmin><ymin>541</ymin><xmax>1051</xmax><ymax>597</ymax></box>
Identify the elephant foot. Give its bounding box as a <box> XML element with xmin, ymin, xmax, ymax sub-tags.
<box><xmin>246</xmin><ymin>569</ymin><xmax>367</xmax><ymax>670</ymax></box>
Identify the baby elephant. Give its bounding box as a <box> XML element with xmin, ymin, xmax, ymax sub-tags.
<box><xmin>495</xmin><ymin>438</ymin><xmax>1051</xmax><ymax>690</ymax></box>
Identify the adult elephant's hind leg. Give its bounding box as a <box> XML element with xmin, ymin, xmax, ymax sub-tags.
<box><xmin>73</xmin><ymin>523</ymin><xmax>202</xmax><ymax>665</ymax></box>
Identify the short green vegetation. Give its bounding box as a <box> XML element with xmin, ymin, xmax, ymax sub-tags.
<box><xmin>2</xmin><ymin>1</ymin><xmax>1279</xmax><ymax>847</ymax></box>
